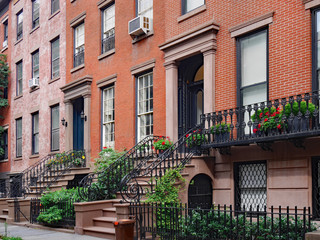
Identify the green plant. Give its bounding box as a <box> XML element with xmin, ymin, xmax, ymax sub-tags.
<box><xmin>153</xmin><ymin>137</ymin><xmax>173</xmax><ymax>151</ymax></box>
<box><xmin>252</xmin><ymin>107</ymin><xmax>286</xmax><ymax>133</ymax></box>
<box><xmin>186</xmin><ymin>130</ymin><xmax>206</xmax><ymax>147</ymax></box>
<box><xmin>72</xmin><ymin>157</ymin><xmax>82</xmax><ymax>166</ymax></box>
<box><xmin>0</xmin><ymin>237</ymin><xmax>23</xmax><ymax>240</ymax></box>
<box><xmin>284</xmin><ymin>101</ymin><xmax>316</xmax><ymax>117</ymax></box>
<box><xmin>210</xmin><ymin>123</ymin><xmax>231</xmax><ymax>134</ymax></box>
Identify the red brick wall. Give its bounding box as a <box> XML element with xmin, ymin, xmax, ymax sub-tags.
<box><xmin>66</xmin><ymin>0</ymin><xmax>166</xmax><ymax>158</ymax></box>
<box><xmin>165</xmin><ymin>1</ymin><xmax>312</xmax><ymax>111</ymax></box>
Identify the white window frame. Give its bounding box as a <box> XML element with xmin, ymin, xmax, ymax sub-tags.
<box><xmin>137</xmin><ymin>72</ymin><xmax>153</xmax><ymax>141</ymax></box>
<box><xmin>32</xmin><ymin>0</ymin><xmax>40</xmax><ymax>29</ymax></box>
<box><xmin>75</xmin><ymin>23</ymin><xmax>85</xmax><ymax>54</ymax></box>
<box><xmin>182</xmin><ymin>0</ymin><xmax>205</xmax><ymax>14</ymax></box>
<box><xmin>51</xmin><ymin>37</ymin><xmax>60</xmax><ymax>79</ymax></box>
<box><xmin>16</xmin><ymin>61</ymin><xmax>23</xmax><ymax>96</ymax></box>
<box><xmin>32</xmin><ymin>50</ymin><xmax>39</xmax><ymax>79</ymax></box>
<box><xmin>51</xmin><ymin>105</ymin><xmax>60</xmax><ymax>151</ymax></box>
<box><xmin>103</xmin><ymin>86</ymin><xmax>115</xmax><ymax>149</ymax></box>
<box><xmin>16</xmin><ymin>118</ymin><xmax>22</xmax><ymax>158</ymax></box>
<box><xmin>32</xmin><ymin>112</ymin><xmax>39</xmax><ymax>155</ymax></box>
<box><xmin>137</xmin><ymin>0</ymin><xmax>153</xmax><ymax>20</ymax></box>
<box><xmin>103</xmin><ymin>4</ymin><xmax>115</xmax><ymax>39</ymax></box>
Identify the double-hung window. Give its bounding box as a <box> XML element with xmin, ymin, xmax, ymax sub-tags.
<box><xmin>137</xmin><ymin>72</ymin><xmax>153</xmax><ymax>141</ymax></box>
<box><xmin>32</xmin><ymin>0</ymin><xmax>39</xmax><ymax>29</ymax></box>
<box><xmin>182</xmin><ymin>0</ymin><xmax>205</xmax><ymax>14</ymax></box>
<box><xmin>16</xmin><ymin>10</ymin><xmax>23</xmax><ymax>41</ymax></box>
<box><xmin>102</xmin><ymin>86</ymin><xmax>115</xmax><ymax>148</ymax></box>
<box><xmin>51</xmin><ymin>0</ymin><xmax>59</xmax><ymax>15</ymax></box>
<box><xmin>313</xmin><ymin>9</ymin><xmax>320</xmax><ymax>91</ymax></box>
<box><xmin>74</xmin><ymin>23</ymin><xmax>84</xmax><ymax>67</ymax></box>
<box><xmin>102</xmin><ymin>4</ymin><xmax>115</xmax><ymax>54</ymax></box>
<box><xmin>51</xmin><ymin>37</ymin><xmax>59</xmax><ymax>79</ymax></box>
<box><xmin>3</xmin><ymin>20</ymin><xmax>8</xmax><ymax>47</ymax></box>
<box><xmin>51</xmin><ymin>105</ymin><xmax>59</xmax><ymax>151</ymax></box>
<box><xmin>16</xmin><ymin>118</ymin><xmax>22</xmax><ymax>158</ymax></box>
<box><xmin>0</xmin><ymin>129</ymin><xmax>8</xmax><ymax>160</ymax></box>
<box><xmin>16</xmin><ymin>61</ymin><xmax>23</xmax><ymax>96</ymax></box>
<box><xmin>32</xmin><ymin>50</ymin><xmax>39</xmax><ymax>79</ymax></box>
<box><xmin>32</xmin><ymin>112</ymin><xmax>39</xmax><ymax>155</ymax></box>
<box><xmin>234</xmin><ymin>162</ymin><xmax>267</xmax><ymax>211</ymax></box>
<box><xmin>237</xmin><ymin>30</ymin><xmax>268</xmax><ymax>133</ymax></box>
<box><xmin>137</xmin><ymin>0</ymin><xmax>153</xmax><ymax>31</ymax></box>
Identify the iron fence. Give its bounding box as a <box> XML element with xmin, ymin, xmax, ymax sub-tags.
<box><xmin>30</xmin><ymin>197</ymin><xmax>76</xmax><ymax>227</ymax></box>
<box><xmin>129</xmin><ymin>202</ymin><xmax>315</xmax><ymax>240</ymax></box>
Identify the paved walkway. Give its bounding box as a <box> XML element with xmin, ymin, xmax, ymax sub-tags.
<box><xmin>0</xmin><ymin>223</ymin><xmax>109</xmax><ymax>240</ymax></box>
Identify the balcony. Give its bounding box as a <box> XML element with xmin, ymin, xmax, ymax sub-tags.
<box><xmin>201</xmin><ymin>91</ymin><xmax>320</xmax><ymax>150</ymax></box>
<box><xmin>102</xmin><ymin>29</ymin><xmax>115</xmax><ymax>53</ymax></box>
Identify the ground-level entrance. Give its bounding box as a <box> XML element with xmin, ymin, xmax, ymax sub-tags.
<box><xmin>73</xmin><ymin>97</ymin><xmax>84</xmax><ymax>150</ymax></box>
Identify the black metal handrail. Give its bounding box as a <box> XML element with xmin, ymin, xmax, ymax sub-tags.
<box><xmin>101</xmin><ymin>30</ymin><xmax>115</xmax><ymax>53</ymax></box>
<box><xmin>78</xmin><ymin>136</ymin><xmax>165</xmax><ymax>202</ymax></box>
<box><xmin>9</xmin><ymin>150</ymin><xmax>86</xmax><ymax>198</ymax></box>
<box><xmin>73</xmin><ymin>49</ymin><xmax>84</xmax><ymax>67</ymax></box>
<box><xmin>201</xmin><ymin>91</ymin><xmax>320</xmax><ymax>148</ymax></box>
<box><xmin>120</xmin><ymin>125</ymin><xmax>204</xmax><ymax>202</ymax></box>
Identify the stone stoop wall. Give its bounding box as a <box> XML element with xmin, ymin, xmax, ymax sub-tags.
<box><xmin>212</xmin><ymin>138</ymin><xmax>320</xmax><ymax>210</ymax></box>
<box><xmin>6</xmin><ymin>199</ymin><xmax>30</xmax><ymax>224</ymax></box>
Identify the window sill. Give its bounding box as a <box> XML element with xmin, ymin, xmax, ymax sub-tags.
<box><xmin>1</xmin><ymin>46</ymin><xmax>8</xmax><ymax>53</ymax></box>
<box><xmin>30</xmin><ymin>25</ymin><xmax>40</xmax><ymax>35</ymax></box>
<box><xmin>71</xmin><ymin>64</ymin><xmax>85</xmax><ymax>73</ymax></box>
<box><xmin>29</xmin><ymin>86</ymin><xmax>39</xmax><ymax>93</ymax></box>
<box><xmin>132</xmin><ymin>30</ymin><xmax>154</xmax><ymax>44</ymax></box>
<box><xmin>29</xmin><ymin>154</ymin><xmax>39</xmax><ymax>159</ymax></box>
<box><xmin>48</xmin><ymin>76</ymin><xmax>60</xmax><ymax>84</ymax></box>
<box><xmin>49</xmin><ymin>150</ymin><xmax>59</xmax><ymax>155</ymax></box>
<box><xmin>0</xmin><ymin>159</ymin><xmax>8</xmax><ymax>163</ymax></box>
<box><xmin>98</xmin><ymin>48</ymin><xmax>115</xmax><ymax>61</ymax></box>
<box><xmin>49</xmin><ymin>10</ymin><xmax>60</xmax><ymax>20</ymax></box>
<box><xmin>14</xmin><ymin>157</ymin><xmax>22</xmax><ymax>161</ymax></box>
<box><xmin>178</xmin><ymin>5</ymin><xmax>206</xmax><ymax>23</ymax></box>
<box><xmin>15</xmin><ymin>38</ymin><xmax>23</xmax><ymax>46</ymax></box>
<box><xmin>14</xmin><ymin>94</ymin><xmax>23</xmax><ymax>100</ymax></box>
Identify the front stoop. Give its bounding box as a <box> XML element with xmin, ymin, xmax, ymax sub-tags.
<box><xmin>306</xmin><ymin>231</ymin><xmax>320</xmax><ymax>240</ymax></box>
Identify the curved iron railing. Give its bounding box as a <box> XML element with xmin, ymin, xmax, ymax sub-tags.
<box><xmin>120</xmin><ymin>125</ymin><xmax>204</xmax><ymax>202</ymax></box>
<box><xmin>9</xmin><ymin>150</ymin><xmax>86</xmax><ymax>198</ymax></box>
<box><xmin>78</xmin><ymin>136</ymin><xmax>165</xmax><ymax>202</ymax></box>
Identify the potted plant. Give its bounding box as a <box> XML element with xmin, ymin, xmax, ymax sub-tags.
<box><xmin>153</xmin><ymin>137</ymin><xmax>173</xmax><ymax>157</ymax></box>
<box><xmin>185</xmin><ymin>130</ymin><xmax>206</xmax><ymax>155</ymax></box>
<box><xmin>284</xmin><ymin>101</ymin><xmax>315</xmax><ymax>131</ymax></box>
<box><xmin>210</xmin><ymin>123</ymin><xmax>230</xmax><ymax>142</ymax></box>
<box><xmin>252</xmin><ymin>107</ymin><xmax>285</xmax><ymax>135</ymax></box>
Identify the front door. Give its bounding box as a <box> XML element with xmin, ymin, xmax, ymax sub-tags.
<box><xmin>188</xmin><ymin>174</ymin><xmax>213</xmax><ymax>209</ymax></box>
<box><xmin>73</xmin><ymin>98</ymin><xmax>84</xmax><ymax>150</ymax></box>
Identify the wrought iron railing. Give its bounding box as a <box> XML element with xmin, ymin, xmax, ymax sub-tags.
<box><xmin>78</xmin><ymin>136</ymin><xmax>165</xmax><ymax>202</ymax></box>
<box><xmin>73</xmin><ymin>49</ymin><xmax>84</xmax><ymax>67</ymax></box>
<box><xmin>9</xmin><ymin>150</ymin><xmax>86</xmax><ymax>198</ymax></box>
<box><xmin>102</xmin><ymin>30</ymin><xmax>115</xmax><ymax>53</ymax></box>
<box><xmin>201</xmin><ymin>91</ymin><xmax>320</xmax><ymax>149</ymax></box>
<box><xmin>120</xmin><ymin>125</ymin><xmax>205</xmax><ymax>202</ymax></box>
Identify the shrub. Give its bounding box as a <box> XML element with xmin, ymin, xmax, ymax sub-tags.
<box><xmin>284</xmin><ymin>101</ymin><xmax>316</xmax><ymax>117</ymax></box>
<box><xmin>186</xmin><ymin>130</ymin><xmax>206</xmax><ymax>147</ymax></box>
<box><xmin>210</xmin><ymin>123</ymin><xmax>231</xmax><ymax>134</ymax></box>
<box><xmin>153</xmin><ymin>137</ymin><xmax>173</xmax><ymax>151</ymax></box>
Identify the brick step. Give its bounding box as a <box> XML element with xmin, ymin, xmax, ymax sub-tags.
<box><xmin>93</xmin><ymin>216</ymin><xmax>117</xmax><ymax>228</ymax></box>
<box><xmin>103</xmin><ymin>208</ymin><xmax>117</xmax><ymax>218</ymax></box>
<box><xmin>83</xmin><ymin>226</ymin><xmax>115</xmax><ymax>240</ymax></box>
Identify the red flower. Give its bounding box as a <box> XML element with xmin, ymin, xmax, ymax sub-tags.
<box><xmin>271</xmin><ymin>113</ymin><xmax>276</xmax><ymax>117</ymax></box>
<box><xmin>152</xmin><ymin>146</ymin><xmax>154</xmax><ymax>149</ymax></box>
<box><xmin>193</xmin><ymin>130</ymin><xmax>196</xmax><ymax>133</ymax></box>
<box><xmin>162</xmin><ymin>142</ymin><xmax>165</xmax><ymax>145</ymax></box>
<box><xmin>277</xmin><ymin>107</ymin><xmax>280</xmax><ymax>111</ymax></box>
<box><xmin>265</xmin><ymin>112</ymin><xmax>269</xmax><ymax>116</ymax></box>
<box><xmin>276</xmin><ymin>111</ymin><xmax>280</xmax><ymax>115</ymax></box>
<box><xmin>160</xmin><ymin>136</ymin><xmax>163</xmax><ymax>138</ymax></box>
<box><xmin>264</xmin><ymin>118</ymin><xmax>268</xmax><ymax>122</ymax></box>
<box><xmin>103</xmin><ymin>147</ymin><xmax>107</xmax><ymax>149</ymax></box>
<box><xmin>253</xmin><ymin>129</ymin><xmax>258</xmax><ymax>133</ymax></box>
<box><xmin>258</xmin><ymin>124</ymin><xmax>261</xmax><ymax>128</ymax></box>
<box><xmin>277</xmin><ymin>124</ymin><xmax>281</xmax><ymax>129</ymax></box>
<box><xmin>259</xmin><ymin>112</ymin><xmax>263</xmax><ymax>118</ymax></box>
<box><xmin>186</xmin><ymin>134</ymin><xmax>189</xmax><ymax>138</ymax></box>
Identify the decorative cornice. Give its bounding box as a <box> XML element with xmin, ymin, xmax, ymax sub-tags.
<box><xmin>131</xmin><ymin>59</ymin><xmax>156</xmax><ymax>75</ymax></box>
<box><xmin>61</xmin><ymin>75</ymin><xmax>92</xmax><ymax>93</ymax></box>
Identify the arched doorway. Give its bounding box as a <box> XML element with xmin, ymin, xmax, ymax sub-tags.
<box><xmin>178</xmin><ymin>54</ymin><xmax>204</xmax><ymax>138</ymax></box>
<box><xmin>188</xmin><ymin>174</ymin><xmax>213</xmax><ymax>209</ymax></box>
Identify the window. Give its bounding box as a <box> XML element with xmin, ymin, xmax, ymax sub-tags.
<box><xmin>16</xmin><ymin>118</ymin><xmax>22</xmax><ymax>158</ymax></box>
<box><xmin>51</xmin><ymin>37</ymin><xmax>59</xmax><ymax>79</ymax></box>
<box><xmin>3</xmin><ymin>20</ymin><xmax>8</xmax><ymax>47</ymax></box>
<box><xmin>16</xmin><ymin>61</ymin><xmax>23</xmax><ymax>96</ymax></box>
<box><xmin>16</xmin><ymin>10</ymin><xmax>23</xmax><ymax>40</ymax></box>
<box><xmin>182</xmin><ymin>0</ymin><xmax>204</xmax><ymax>14</ymax></box>
<box><xmin>51</xmin><ymin>105</ymin><xmax>59</xmax><ymax>151</ymax></box>
<box><xmin>313</xmin><ymin>10</ymin><xmax>320</xmax><ymax>91</ymax></box>
<box><xmin>74</xmin><ymin>23</ymin><xmax>84</xmax><ymax>67</ymax></box>
<box><xmin>237</xmin><ymin>30</ymin><xmax>268</xmax><ymax>133</ymax></box>
<box><xmin>234</xmin><ymin>162</ymin><xmax>267</xmax><ymax>211</ymax></box>
<box><xmin>0</xmin><ymin>129</ymin><xmax>8</xmax><ymax>160</ymax></box>
<box><xmin>102</xmin><ymin>86</ymin><xmax>115</xmax><ymax>148</ymax></box>
<box><xmin>101</xmin><ymin>4</ymin><xmax>115</xmax><ymax>54</ymax></box>
<box><xmin>32</xmin><ymin>0</ymin><xmax>39</xmax><ymax>29</ymax></box>
<box><xmin>51</xmin><ymin>0</ymin><xmax>59</xmax><ymax>14</ymax></box>
<box><xmin>137</xmin><ymin>0</ymin><xmax>153</xmax><ymax>19</ymax></box>
<box><xmin>32</xmin><ymin>112</ymin><xmax>39</xmax><ymax>155</ymax></box>
<box><xmin>137</xmin><ymin>72</ymin><xmax>153</xmax><ymax>141</ymax></box>
<box><xmin>32</xmin><ymin>50</ymin><xmax>39</xmax><ymax>79</ymax></box>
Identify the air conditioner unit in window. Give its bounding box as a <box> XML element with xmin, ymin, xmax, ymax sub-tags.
<box><xmin>28</xmin><ymin>77</ymin><xmax>39</xmax><ymax>88</ymax></box>
<box><xmin>128</xmin><ymin>16</ymin><xmax>152</xmax><ymax>37</ymax></box>
<box><xmin>2</xmin><ymin>40</ymin><xmax>7</xmax><ymax>48</ymax></box>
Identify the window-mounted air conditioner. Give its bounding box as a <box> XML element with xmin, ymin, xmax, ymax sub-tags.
<box><xmin>28</xmin><ymin>77</ymin><xmax>39</xmax><ymax>88</ymax></box>
<box><xmin>128</xmin><ymin>16</ymin><xmax>152</xmax><ymax>37</ymax></box>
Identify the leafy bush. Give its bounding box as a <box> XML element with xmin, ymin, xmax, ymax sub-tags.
<box><xmin>284</xmin><ymin>101</ymin><xmax>316</xmax><ymax>117</ymax></box>
<box><xmin>210</xmin><ymin>123</ymin><xmax>231</xmax><ymax>134</ymax></box>
<box><xmin>1</xmin><ymin>237</ymin><xmax>23</xmax><ymax>240</ymax></box>
<box><xmin>186</xmin><ymin>130</ymin><xmax>206</xmax><ymax>147</ymax></box>
<box><xmin>153</xmin><ymin>137</ymin><xmax>173</xmax><ymax>150</ymax></box>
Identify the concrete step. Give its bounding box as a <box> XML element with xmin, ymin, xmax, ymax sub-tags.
<box><xmin>0</xmin><ymin>214</ymin><xmax>8</xmax><ymax>223</ymax></box>
<box><xmin>103</xmin><ymin>208</ymin><xmax>117</xmax><ymax>218</ymax></box>
<box><xmin>93</xmin><ymin>216</ymin><xmax>117</xmax><ymax>228</ymax></box>
<box><xmin>2</xmin><ymin>209</ymin><xmax>8</xmax><ymax>215</ymax></box>
<box><xmin>83</xmin><ymin>226</ymin><xmax>115</xmax><ymax>240</ymax></box>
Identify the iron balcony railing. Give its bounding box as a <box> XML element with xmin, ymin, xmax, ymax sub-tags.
<box><xmin>201</xmin><ymin>91</ymin><xmax>320</xmax><ymax>149</ymax></box>
<box><xmin>102</xmin><ymin>29</ymin><xmax>115</xmax><ymax>53</ymax></box>
<box><xmin>73</xmin><ymin>49</ymin><xmax>84</xmax><ymax>67</ymax></box>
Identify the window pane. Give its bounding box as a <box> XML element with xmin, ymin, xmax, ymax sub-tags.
<box><xmin>75</xmin><ymin>24</ymin><xmax>85</xmax><ymax>48</ymax></box>
<box><xmin>138</xmin><ymin>0</ymin><xmax>153</xmax><ymax>19</ymax></box>
<box><xmin>241</xmin><ymin>31</ymin><xmax>267</xmax><ymax>88</ymax></box>
<box><xmin>51</xmin><ymin>38</ymin><xmax>60</xmax><ymax>78</ymax></box>
<box><xmin>33</xmin><ymin>113</ymin><xmax>39</xmax><ymax>133</ymax></box>
<box><xmin>16</xmin><ymin>118</ymin><xmax>22</xmax><ymax>157</ymax></box>
<box><xmin>186</xmin><ymin>0</ymin><xmax>204</xmax><ymax>13</ymax></box>
<box><xmin>51</xmin><ymin>105</ymin><xmax>59</xmax><ymax>151</ymax></box>
<box><xmin>32</xmin><ymin>51</ymin><xmax>39</xmax><ymax>78</ymax></box>
<box><xmin>51</xmin><ymin>0</ymin><xmax>59</xmax><ymax>14</ymax></box>
<box><xmin>103</xmin><ymin>86</ymin><xmax>115</xmax><ymax>148</ymax></box>
<box><xmin>242</xmin><ymin>83</ymin><xmax>267</xmax><ymax>106</ymax></box>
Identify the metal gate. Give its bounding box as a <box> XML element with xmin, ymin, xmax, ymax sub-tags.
<box><xmin>312</xmin><ymin>157</ymin><xmax>320</xmax><ymax>219</ymax></box>
<box><xmin>188</xmin><ymin>174</ymin><xmax>213</xmax><ymax>209</ymax></box>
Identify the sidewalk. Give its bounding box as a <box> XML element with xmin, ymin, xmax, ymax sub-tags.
<box><xmin>0</xmin><ymin>223</ymin><xmax>109</xmax><ymax>240</ymax></box>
